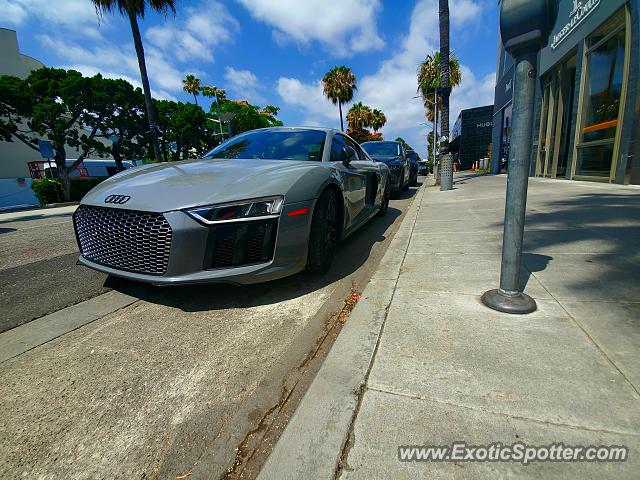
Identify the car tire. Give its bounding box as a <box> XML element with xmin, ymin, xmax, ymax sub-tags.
<box><xmin>402</xmin><ymin>170</ymin><xmax>410</xmax><ymax>191</ymax></box>
<box><xmin>391</xmin><ymin>173</ymin><xmax>403</xmax><ymax>199</ymax></box>
<box><xmin>410</xmin><ymin>170</ymin><xmax>418</xmax><ymax>187</ymax></box>
<box><xmin>307</xmin><ymin>189</ymin><xmax>339</xmax><ymax>273</ymax></box>
<box><xmin>377</xmin><ymin>181</ymin><xmax>390</xmax><ymax>217</ymax></box>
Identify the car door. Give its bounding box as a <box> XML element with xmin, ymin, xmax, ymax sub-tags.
<box><xmin>330</xmin><ymin>134</ymin><xmax>367</xmax><ymax>231</ymax></box>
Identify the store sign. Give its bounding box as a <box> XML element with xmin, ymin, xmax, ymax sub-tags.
<box><xmin>551</xmin><ymin>0</ymin><xmax>601</xmax><ymax>49</ymax></box>
<box><xmin>476</xmin><ymin>122</ymin><xmax>493</xmax><ymax>129</ymax></box>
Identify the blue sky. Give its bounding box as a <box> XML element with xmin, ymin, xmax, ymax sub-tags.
<box><xmin>1</xmin><ymin>0</ymin><xmax>499</xmax><ymax>156</ymax></box>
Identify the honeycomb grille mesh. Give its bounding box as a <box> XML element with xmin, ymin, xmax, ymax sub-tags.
<box><xmin>74</xmin><ymin>205</ymin><xmax>172</xmax><ymax>275</ymax></box>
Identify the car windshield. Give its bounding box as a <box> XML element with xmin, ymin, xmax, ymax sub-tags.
<box><xmin>361</xmin><ymin>142</ymin><xmax>400</xmax><ymax>156</ymax></box>
<box><xmin>203</xmin><ymin>129</ymin><xmax>326</xmax><ymax>161</ymax></box>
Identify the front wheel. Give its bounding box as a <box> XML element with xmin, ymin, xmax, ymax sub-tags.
<box><xmin>402</xmin><ymin>170</ymin><xmax>410</xmax><ymax>191</ymax></box>
<box><xmin>377</xmin><ymin>181</ymin><xmax>390</xmax><ymax>217</ymax></box>
<box><xmin>307</xmin><ymin>189</ymin><xmax>339</xmax><ymax>273</ymax></box>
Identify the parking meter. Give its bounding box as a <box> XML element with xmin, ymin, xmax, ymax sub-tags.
<box><xmin>500</xmin><ymin>0</ymin><xmax>558</xmax><ymax>55</ymax></box>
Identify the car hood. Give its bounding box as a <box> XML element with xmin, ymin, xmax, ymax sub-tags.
<box><xmin>81</xmin><ymin>157</ymin><xmax>322</xmax><ymax>213</ymax></box>
<box><xmin>370</xmin><ymin>156</ymin><xmax>402</xmax><ymax>165</ymax></box>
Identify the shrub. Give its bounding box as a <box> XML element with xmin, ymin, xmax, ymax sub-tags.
<box><xmin>31</xmin><ymin>179</ymin><xmax>62</xmax><ymax>205</ymax></box>
<box><xmin>31</xmin><ymin>177</ymin><xmax>107</xmax><ymax>205</ymax></box>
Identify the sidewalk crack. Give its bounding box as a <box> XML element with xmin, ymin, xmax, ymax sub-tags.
<box><xmin>367</xmin><ymin>386</ymin><xmax>640</xmax><ymax>437</ymax></box>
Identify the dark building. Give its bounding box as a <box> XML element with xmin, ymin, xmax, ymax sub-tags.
<box><xmin>491</xmin><ymin>0</ymin><xmax>640</xmax><ymax>184</ymax></box>
<box><xmin>450</xmin><ymin>105</ymin><xmax>494</xmax><ymax>171</ymax></box>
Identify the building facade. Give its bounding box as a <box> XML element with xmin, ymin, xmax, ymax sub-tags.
<box><xmin>450</xmin><ymin>105</ymin><xmax>494</xmax><ymax>170</ymax></box>
<box><xmin>491</xmin><ymin>0</ymin><xmax>640</xmax><ymax>184</ymax></box>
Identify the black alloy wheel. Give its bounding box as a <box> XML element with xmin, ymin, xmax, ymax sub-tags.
<box><xmin>307</xmin><ymin>189</ymin><xmax>339</xmax><ymax>273</ymax></box>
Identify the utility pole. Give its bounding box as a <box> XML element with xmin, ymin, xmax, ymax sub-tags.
<box><xmin>481</xmin><ymin>0</ymin><xmax>557</xmax><ymax>314</ymax></box>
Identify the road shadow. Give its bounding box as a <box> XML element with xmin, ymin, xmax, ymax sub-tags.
<box><xmin>0</xmin><ymin>227</ymin><xmax>17</xmax><ymax>234</ymax></box>
<box><xmin>107</xmin><ymin>190</ymin><xmax>419</xmax><ymax>312</ymax></box>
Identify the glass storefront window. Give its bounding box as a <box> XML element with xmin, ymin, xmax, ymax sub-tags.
<box><xmin>576</xmin><ymin>9</ymin><xmax>626</xmax><ymax>177</ymax></box>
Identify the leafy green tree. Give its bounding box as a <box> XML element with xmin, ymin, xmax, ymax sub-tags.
<box><xmin>0</xmin><ymin>69</ymin><xmax>117</xmax><ymax>200</ymax></box>
<box><xmin>183</xmin><ymin>74</ymin><xmax>201</xmax><ymax>105</ymax></box>
<box><xmin>154</xmin><ymin>100</ymin><xmax>210</xmax><ymax>161</ymax></box>
<box><xmin>213</xmin><ymin>99</ymin><xmax>283</xmax><ymax>137</ymax></box>
<box><xmin>93</xmin><ymin>78</ymin><xmax>147</xmax><ymax>170</ymax></box>
<box><xmin>91</xmin><ymin>0</ymin><xmax>177</xmax><ymax>164</ymax></box>
<box><xmin>395</xmin><ymin>137</ymin><xmax>414</xmax><ymax>152</ymax></box>
<box><xmin>322</xmin><ymin>66</ymin><xmax>357</xmax><ymax>131</ymax></box>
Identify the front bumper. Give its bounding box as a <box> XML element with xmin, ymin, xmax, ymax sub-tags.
<box><xmin>75</xmin><ymin>199</ymin><xmax>315</xmax><ymax>285</ymax></box>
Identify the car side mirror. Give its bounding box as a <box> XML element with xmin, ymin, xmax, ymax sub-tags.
<box><xmin>343</xmin><ymin>146</ymin><xmax>357</xmax><ymax>166</ymax></box>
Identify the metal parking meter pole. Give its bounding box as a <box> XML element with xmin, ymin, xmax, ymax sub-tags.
<box><xmin>481</xmin><ymin>0</ymin><xmax>557</xmax><ymax>314</ymax></box>
<box><xmin>481</xmin><ymin>52</ymin><xmax>538</xmax><ymax>314</ymax></box>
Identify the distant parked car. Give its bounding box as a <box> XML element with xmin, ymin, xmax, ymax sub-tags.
<box><xmin>417</xmin><ymin>160</ymin><xmax>429</xmax><ymax>175</ymax></box>
<box><xmin>361</xmin><ymin>141</ymin><xmax>410</xmax><ymax>198</ymax></box>
<box><xmin>405</xmin><ymin>150</ymin><xmax>419</xmax><ymax>187</ymax></box>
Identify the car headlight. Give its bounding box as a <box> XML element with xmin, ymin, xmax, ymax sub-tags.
<box><xmin>186</xmin><ymin>196</ymin><xmax>284</xmax><ymax>225</ymax></box>
<box><xmin>388</xmin><ymin>163</ymin><xmax>402</xmax><ymax>172</ymax></box>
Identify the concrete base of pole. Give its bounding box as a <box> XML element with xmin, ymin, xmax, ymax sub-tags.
<box><xmin>440</xmin><ymin>154</ymin><xmax>453</xmax><ymax>191</ymax></box>
<box><xmin>481</xmin><ymin>288</ymin><xmax>537</xmax><ymax>314</ymax></box>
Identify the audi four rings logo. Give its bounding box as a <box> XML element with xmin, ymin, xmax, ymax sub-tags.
<box><xmin>104</xmin><ymin>195</ymin><xmax>131</xmax><ymax>204</ymax></box>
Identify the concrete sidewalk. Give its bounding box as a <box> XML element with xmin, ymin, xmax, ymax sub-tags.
<box><xmin>259</xmin><ymin>174</ymin><xmax>640</xmax><ymax>479</ymax></box>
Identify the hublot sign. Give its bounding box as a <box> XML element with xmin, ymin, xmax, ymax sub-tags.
<box><xmin>551</xmin><ymin>0</ymin><xmax>601</xmax><ymax>49</ymax></box>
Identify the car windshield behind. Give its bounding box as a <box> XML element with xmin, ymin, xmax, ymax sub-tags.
<box><xmin>361</xmin><ymin>142</ymin><xmax>400</xmax><ymax>157</ymax></box>
<box><xmin>204</xmin><ymin>129</ymin><xmax>326</xmax><ymax>161</ymax></box>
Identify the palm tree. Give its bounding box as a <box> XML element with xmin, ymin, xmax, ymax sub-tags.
<box><xmin>438</xmin><ymin>0</ymin><xmax>451</xmax><ymax>188</ymax></box>
<box><xmin>370</xmin><ymin>108</ymin><xmax>387</xmax><ymax>133</ymax></box>
<box><xmin>346</xmin><ymin>102</ymin><xmax>373</xmax><ymax>131</ymax></box>
<box><xmin>183</xmin><ymin>74</ymin><xmax>201</xmax><ymax>105</ymax></box>
<box><xmin>92</xmin><ymin>0</ymin><xmax>175</xmax><ymax>163</ymax></box>
<box><xmin>322</xmin><ymin>66</ymin><xmax>357</xmax><ymax>131</ymax></box>
<box><xmin>417</xmin><ymin>51</ymin><xmax>461</xmax><ymax>122</ymax></box>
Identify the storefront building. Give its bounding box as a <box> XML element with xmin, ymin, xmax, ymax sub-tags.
<box><xmin>491</xmin><ymin>0</ymin><xmax>640</xmax><ymax>184</ymax></box>
<box><xmin>450</xmin><ymin>105</ymin><xmax>494</xmax><ymax>170</ymax></box>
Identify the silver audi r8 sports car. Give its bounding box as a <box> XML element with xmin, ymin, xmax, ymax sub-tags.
<box><xmin>73</xmin><ymin>127</ymin><xmax>390</xmax><ymax>285</ymax></box>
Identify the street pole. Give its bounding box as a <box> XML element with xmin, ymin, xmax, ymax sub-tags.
<box><xmin>481</xmin><ymin>52</ymin><xmax>538</xmax><ymax>314</ymax></box>
<box><xmin>481</xmin><ymin>0</ymin><xmax>557</xmax><ymax>314</ymax></box>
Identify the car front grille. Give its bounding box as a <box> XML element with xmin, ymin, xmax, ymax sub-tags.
<box><xmin>73</xmin><ymin>205</ymin><xmax>173</xmax><ymax>276</ymax></box>
<box><xmin>204</xmin><ymin>219</ymin><xmax>278</xmax><ymax>269</ymax></box>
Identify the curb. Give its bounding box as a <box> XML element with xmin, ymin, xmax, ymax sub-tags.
<box><xmin>0</xmin><ymin>290</ymin><xmax>138</xmax><ymax>364</ymax></box>
<box><xmin>257</xmin><ymin>184</ymin><xmax>426</xmax><ymax>480</ymax></box>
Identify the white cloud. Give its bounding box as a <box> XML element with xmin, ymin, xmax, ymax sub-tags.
<box><xmin>235</xmin><ymin>0</ymin><xmax>384</xmax><ymax>56</ymax></box>
<box><xmin>275</xmin><ymin>0</ymin><xmax>494</xmax><ymax>156</ymax></box>
<box><xmin>146</xmin><ymin>0</ymin><xmax>239</xmax><ymax>64</ymax></box>
<box><xmin>0</xmin><ymin>0</ymin><xmax>99</xmax><ymax>26</ymax></box>
<box><xmin>224</xmin><ymin>67</ymin><xmax>265</xmax><ymax>104</ymax></box>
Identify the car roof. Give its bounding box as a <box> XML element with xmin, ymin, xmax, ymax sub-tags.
<box><xmin>252</xmin><ymin>126</ymin><xmax>341</xmax><ymax>134</ymax></box>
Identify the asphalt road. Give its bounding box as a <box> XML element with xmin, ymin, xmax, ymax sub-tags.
<box><xmin>0</xmin><ymin>182</ymin><xmax>421</xmax><ymax>479</ymax></box>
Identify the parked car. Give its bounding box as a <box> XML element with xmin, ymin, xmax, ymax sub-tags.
<box><xmin>405</xmin><ymin>149</ymin><xmax>419</xmax><ymax>187</ymax></box>
<box><xmin>417</xmin><ymin>160</ymin><xmax>429</xmax><ymax>175</ymax></box>
<box><xmin>360</xmin><ymin>140</ymin><xmax>410</xmax><ymax>197</ymax></box>
<box><xmin>73</xmin><ymin>127</ymin><xmax>390</xmax><ymax>286</ymax></box>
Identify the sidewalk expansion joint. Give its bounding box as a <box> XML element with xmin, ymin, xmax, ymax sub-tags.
<box><xmin>333</xmin><ymin>185</ymin><xmax>425</xmax><ymax>480</ymax></box>
<box><xmin>367</xmin><ymin>386</ymin><xmax>640</xmax><ymax>438</ymax></box>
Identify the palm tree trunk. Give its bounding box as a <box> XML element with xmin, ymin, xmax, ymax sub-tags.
<box><xmin>338</xmin><ymin>101</ymin><xmax>344</xmax><ymax>131</ymax></box>
<box><xmin>193</xmin><ymin>93</ymin><xmax>198</xmax><ymax>106</ymax></box>
<box><xmin>438</xmin><ymin>0</ymin><xmax>452</xmax><ymax>190</ymax></box>
<box><xmin>439</xmin><ymin>0</ymin><xmax>450</xmax><ymax>140</ymax></box>
<box><xmin>127</xmin><ymin>7</ymin><xmax>162</xmax><ymax>163</ymax></box>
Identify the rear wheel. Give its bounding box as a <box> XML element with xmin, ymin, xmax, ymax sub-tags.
<box><xmin>377</xmin><ymin>181</ymin><xmax>390</xmax><ymax>217</ymax></box>
<box><xmin>307</xmin><ymin>189</ymin><xmax>339</xmax><ymax>273</ymax></box>
<box><xmin>410</xmin><ymin>168</ymin><xmax>418</xmax><ymax>187</ymax></box>
<box><xmin>402</xmin><ymin>170</ymin><xmax>409</xmax><ymax>191</ymax></box>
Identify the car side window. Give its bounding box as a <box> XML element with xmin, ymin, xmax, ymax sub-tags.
<box><xmin>337</xmin><ymin>134</ymin><xmax>366</xmax><ymax>161</ymax></box>
<box><xmin>330</xmin><ymin>138</ymin><xmax>346</xmax><ymax>162</ymax></box>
